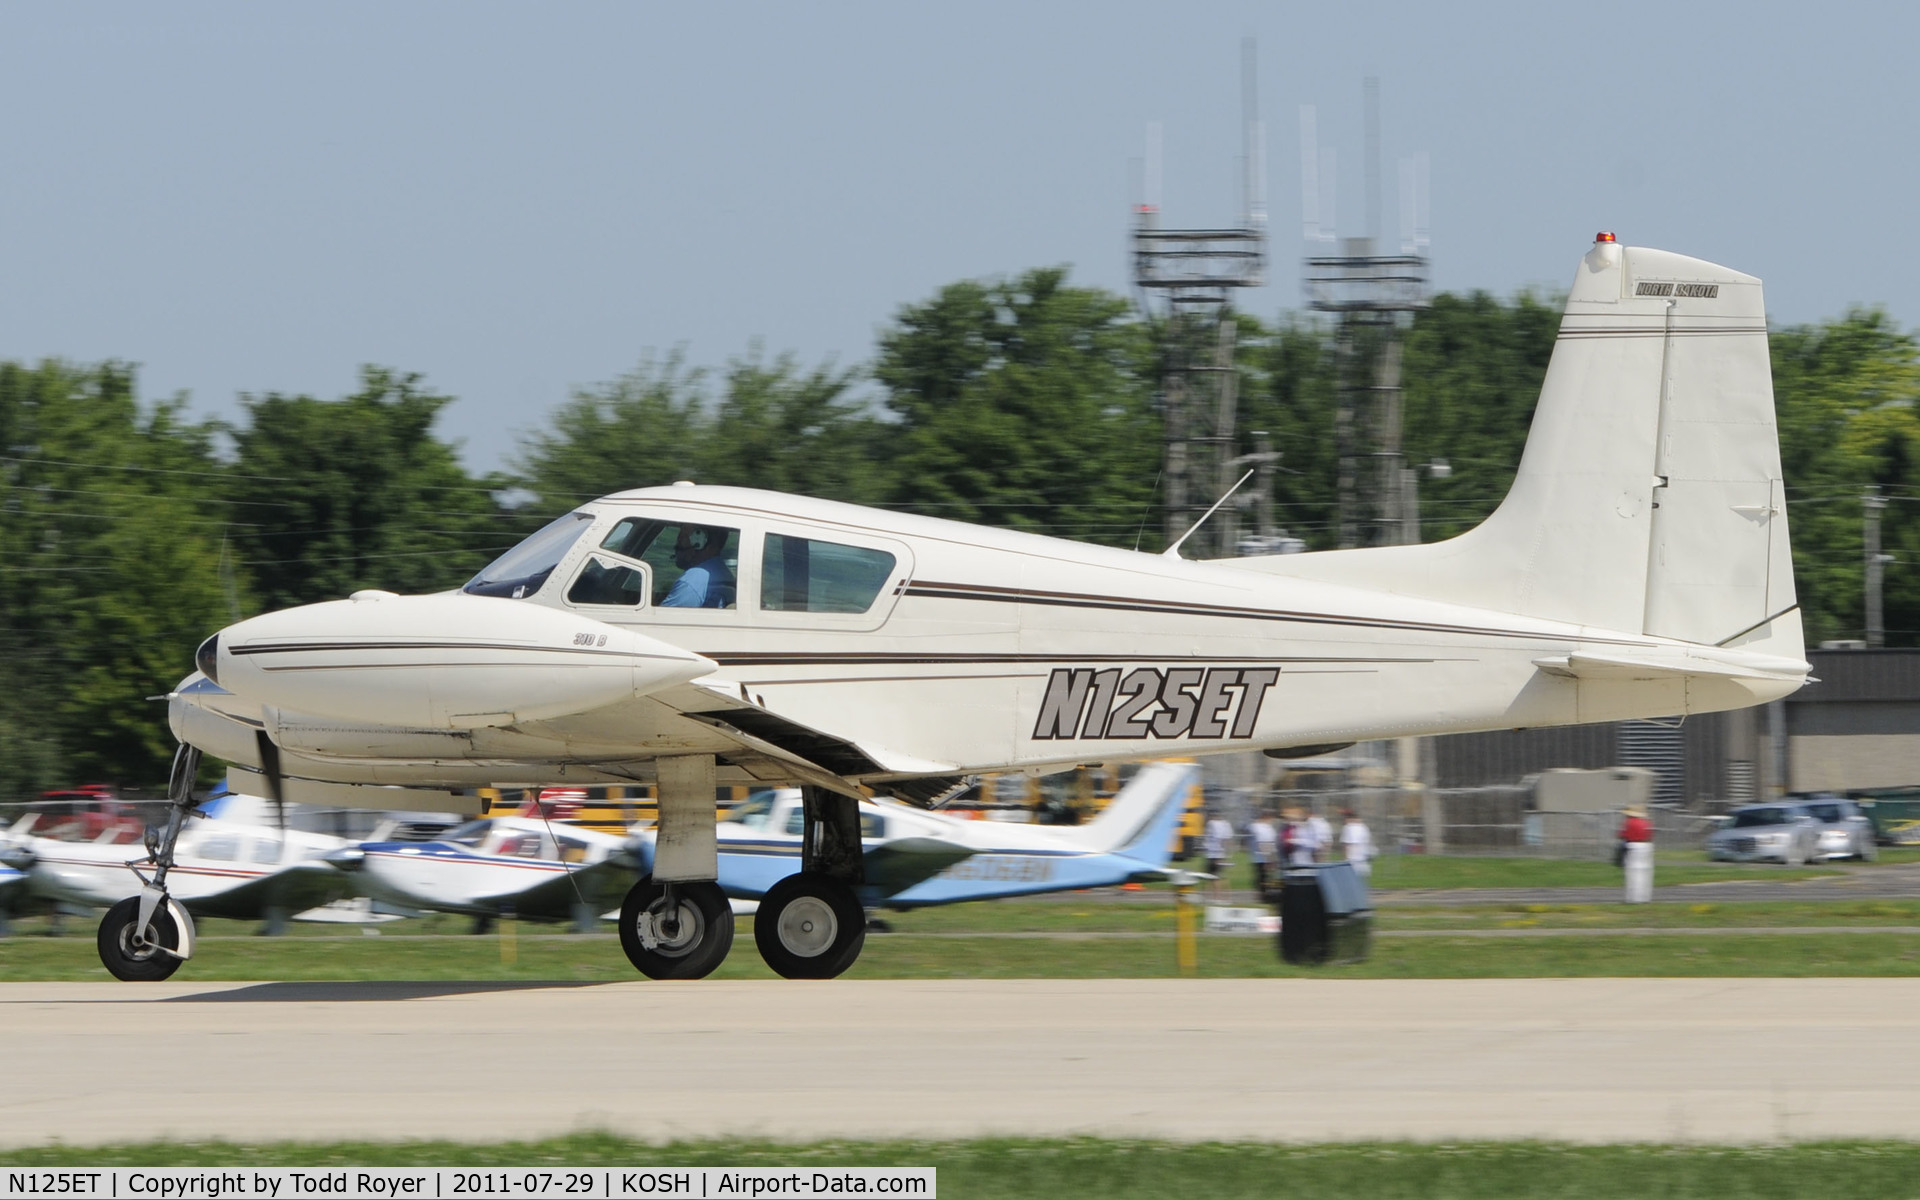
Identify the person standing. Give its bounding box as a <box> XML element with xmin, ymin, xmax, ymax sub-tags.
<box><xmin>1284</xmin><ymin>807</ymin><xmax>1320</xmax><ymax>866</ymax></box>
<box><xmin>1339</xmin><ymin>809</ymin><xmax>1375</xmax><ymax>879</ymax></box>
<box><xmin>1619</xmin><ymin>804</ymin><xmax>1654</xmax><ymax>903</ymax></box>
<box><xmin>1247</xmin><ymin>811</ymin><xmax>1279</xmax><ymax>897</ymax></box>
<box><xmin>1307</xmin><ymin>809</ymin><xmax>1335</xmax><ymax>864</ymax></box>
<box><xmin>1204</xmin><ymin>812</ymin><xmax>1234</xmax><ymax>901</ymax></box>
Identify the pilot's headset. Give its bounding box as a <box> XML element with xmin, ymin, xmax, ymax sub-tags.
<box><xmin>673</xmin><ymin>525</ymin><xmax>718</xmax><ymax>570</ymax></box>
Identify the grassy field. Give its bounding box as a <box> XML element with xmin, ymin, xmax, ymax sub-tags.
<box><xmin>4</xmin><ymin>853</ymin><xmax>1914</xmax><ymax>981</ymax></box>
<box><xmin>3</xmin><ymin>1135</ymin><xmax>1919</xmax><ymax>1199</ymax></box>
<box><xmin>7</xmin><ymin>914</ymin><xmax>1920</xmax><ymax>979</ymax></box>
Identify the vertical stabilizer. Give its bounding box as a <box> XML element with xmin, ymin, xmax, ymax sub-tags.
<box><xmin>1229</xmin><ymin>236</ymin><xmax>1798</xmax><ymax>652</ymax></box>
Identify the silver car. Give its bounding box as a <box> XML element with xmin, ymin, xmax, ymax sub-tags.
<box><xmin>1797</xmin><ymin>796</ymin><xmax>1878</xmax><ymax>862</ymax></box>
<box><xmin>1705</xmin><ymin>804</ymin><xmax>1820</xmax><ymax>865</ymax></box>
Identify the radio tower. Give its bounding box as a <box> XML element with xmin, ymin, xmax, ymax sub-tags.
<box><xmin>1133</xmin><ymin>39</ymin><xmax>1268</xmax><ymax>558</ymax></box>
<box><xmin>1302</xmin><ymin>78</ymin><xmax>1429</xmax><ymax>549</ymax></box>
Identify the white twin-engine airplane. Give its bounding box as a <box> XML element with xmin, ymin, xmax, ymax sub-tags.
<box><xmin>130</xmin><ymin>235</ymin><xmax>1804</xmax><ymax>983</ymax></box>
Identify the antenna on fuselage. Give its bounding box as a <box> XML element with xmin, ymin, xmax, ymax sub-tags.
<box><xmin>1161</xmin><ymin>469</ymin><xmax>1254</xmax><ymax>560</ymax></box>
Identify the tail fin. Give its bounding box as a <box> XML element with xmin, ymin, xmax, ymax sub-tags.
<box><xmin>1230</xmin><ymin>237</ymin><xmax>1799</xmax><ymax>654</ymax></box>
<box><xmin>1061</xmin><ymin>760</ymin><xmax>1198</xmax><ymax>859</ymax></box>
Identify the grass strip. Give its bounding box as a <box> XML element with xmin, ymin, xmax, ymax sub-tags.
<box><xmin>5</xmin><ymin>1135</ymin><xmax>1920</xmax><ymax>1199</ymax></box>
<box><xmin>6</xmin><ymin>926</ymin><xmax>1920</xmax><ymax>979</ymax></box>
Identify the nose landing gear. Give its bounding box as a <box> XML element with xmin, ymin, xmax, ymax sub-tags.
<box><xmin>97</xmin><ymin>743</ymin><xmax>200</xmax><ymax>981</ymax></box>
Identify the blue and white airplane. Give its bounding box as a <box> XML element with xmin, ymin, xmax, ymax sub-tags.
<box><xmin>643</xmin><ymin>759</ymin><xmax>1200</xmax><ymax>912</ymax></box>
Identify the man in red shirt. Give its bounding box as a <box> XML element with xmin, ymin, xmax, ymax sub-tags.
<box><xmin>1619</xmin><ymin>804</ymin><xmax>1653</xmax><ymax>902</ymax></box>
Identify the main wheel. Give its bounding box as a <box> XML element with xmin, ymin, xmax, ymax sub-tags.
<box><xmin>753</xmin><ymin>872</ymin><xmax>865</xmax><ymax>979</ymax></box>
<box><xmin>618</xmin><ymin>878</ymin><xmax>734</xmax><ymax>980</ymax></box>
<box><xmin>97</xmin><ymin>896</ymin><xmax>185</xmax><ymax>982</ymax></box>
<box><xmin>1860</xmin><ymin>836</ymin><xmax>1879</xmax><ymax>863</ymax></box>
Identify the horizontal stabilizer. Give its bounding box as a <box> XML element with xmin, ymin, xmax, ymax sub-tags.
<box><xmin>1532</xmin><ymin>647</ymin><xmax>1809</xmax><ymax>684</ymax></box>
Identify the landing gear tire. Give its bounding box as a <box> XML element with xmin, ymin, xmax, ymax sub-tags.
<box><xmin>754</xmin><ymin>872</ymin><xmax>865</xmax><ymax>980</ymax></box>
<box><xmin>618</xmin><ymin>878</ymin><xmax>734</xmax><ymax>980</ymax></box>
<box><xmin>1861</xmin><ymin>838</ymin><xmax>1879</xmax><ymax>863</ymax></box>
<box><xmin>97</xmin><ymin>897</ymin><xmax>185</xmax><ymax>982</ymax></box>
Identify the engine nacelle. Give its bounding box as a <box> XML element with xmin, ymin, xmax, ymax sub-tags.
<box><xmin>197</xmin><ymin>591</ymin><xmax>715</xmax><ymax>729</ymax></box>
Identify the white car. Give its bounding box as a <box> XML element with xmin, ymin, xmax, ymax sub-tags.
<box><xmin>1704</xmin><ymin>804</ymin><xmax>1820</xmax><ymax>866</ymax></box>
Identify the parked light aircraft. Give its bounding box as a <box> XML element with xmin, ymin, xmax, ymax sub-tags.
<box><xmin>691</xmin><ymin>759</ymin><xmax>1196</xmax><ymax>914</ymax></box>
<box><xmin>146</xmin><ymin>236</ymin><xmax>1806</xmax><ymax>983</ymax></box>
<box><xmin>336</xmin><ymin>813</ymin><xmax>644</xmax><ymax>930</ymax></box>
<box><xmin>0</xmin><ymin>863</ymin><xmax>25</xmax><ymax>931</ymax></box>
<box><xmin>2</xmin><ymin>790</ymin><xmax>358</xmax><ymax>937</ymax></box>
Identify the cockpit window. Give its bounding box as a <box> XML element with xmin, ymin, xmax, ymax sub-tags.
<box><xmin>598</xmin><ymin>517</ymin><xmax>739</xmax><ymax>609</ymax></box>
<box><xmin>443</xmin><ymin>819</ymin><xmax>492</xmax><ymax>848</ymax></box>
<box><xmin>761</xmin><ymin>534</ymin><xmax>896</xmax><ymax>613</ymax></box>
<box><xmin>464</xmin><ymin>513</ymin><xmax>593</xmax><ymax>599</ymax></box>
<box><xmin>568</xmin><ymin>555</ymin><xmax>649</xmax><ymax>607</ymax></box>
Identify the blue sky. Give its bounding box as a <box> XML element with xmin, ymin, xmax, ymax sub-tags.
<box><xmin>1</xmin><ymin>2</ymin><xmax>1910</xmax><ymax>470</ymax></box>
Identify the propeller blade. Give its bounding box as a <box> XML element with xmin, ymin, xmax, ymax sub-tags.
<box><xmin>254</xmin><ymin>730</ymin><xmax>286</xmax><ymax>834</ymax></box>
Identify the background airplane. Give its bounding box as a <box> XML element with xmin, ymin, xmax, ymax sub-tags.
<box><xmin>0</xmin><ymin>863</ymin><xmax>25</xmax><ymax>933</ymax></box>
<box><xmin>1</xmin><ymin>790</ymin><xmax>359</xmax><ymax>935</ymax></box>
<box><xmin>680</xmin><ymin>759</ymin><xmax>1198</xmax><ymax>911</ymax></box>
<box><xmin>336</xmin><ymin>811</ymin><xmax>644</xmax><ymax>931</ymax></box>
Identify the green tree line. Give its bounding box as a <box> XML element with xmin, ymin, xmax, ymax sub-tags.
<box><xmin>4</xmin><ymin>270</ymin><xmax>1916</xmax><ymax>795</ymax></box>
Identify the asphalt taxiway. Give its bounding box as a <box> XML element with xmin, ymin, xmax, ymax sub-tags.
<box><xmin>7</xmin><ymin>978</ymin><xmax>1920</xmax><ymax>1145</ymax></box>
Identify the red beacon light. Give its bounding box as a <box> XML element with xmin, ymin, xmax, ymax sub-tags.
<box><xmin>1594</xmin><ymin>231</ymin><xmax>1617</xmax><ymax>243</ymax></box>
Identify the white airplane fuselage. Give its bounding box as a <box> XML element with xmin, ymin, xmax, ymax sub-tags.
<box><xmin>170</xmin><ymin>239</ymin><xmax>1808</xmax><ymax>807</ymax></box>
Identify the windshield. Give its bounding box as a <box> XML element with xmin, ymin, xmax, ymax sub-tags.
<box><xmin>1731</xmin><ymin>807</ymin><xmax>1794</xmax><ymax>828</ymax></box>
<box><xmin>442</xmin><ymin>819</ymin><xmax>493</xmax><ymax>847</ymax></box>
<box><xmin>465</xmin><ymin>513</ymin><xmax>593</xmax><ymax>598</ymax></box>
<box><xmin>729</xmin><ymin>792</ymin><xmax>776</xmax><ymax>831</ymax></box>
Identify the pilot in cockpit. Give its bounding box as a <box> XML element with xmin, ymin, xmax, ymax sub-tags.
<box><xmin>661</xmin><ymin>525</ymin><xmax>735</xmax><ymax>608</ymax></box>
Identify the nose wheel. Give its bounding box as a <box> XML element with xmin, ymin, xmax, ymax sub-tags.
<box><xmin>97</xmin><ymin>896</ymin><xmax>189</xmax><ymax>981</ymax></box>
<box><xmin>618</xmin><ymin>877</ymin><xmax>734</xmax><ymax>979</ymax></box>
<box><xmin>753</xmin><ymin>872</ymin><xmax>865</xmax><ymax>979</ymax></box>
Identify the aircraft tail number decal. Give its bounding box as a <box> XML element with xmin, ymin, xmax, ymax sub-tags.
<box><xmin>1032</xmin><ymin>667</ymin><xmax>1278</xmax><ymax>741</ymax></box>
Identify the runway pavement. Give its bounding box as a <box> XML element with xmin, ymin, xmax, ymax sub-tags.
<box><xmin>7</xmin><ymin>978</ymin><xmax>1920</xmax><ymax>1146</ymax></box>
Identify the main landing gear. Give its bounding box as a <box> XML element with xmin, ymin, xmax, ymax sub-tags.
<box><xmin>618</xmin><ymin>754</ymin><xmax>736</xmax><ymax>980</ymax></box>
<box><xmin>753</xmin><ymin>786</ymin><xmax>866</xmax><ymax>979</ymax></box>
<box><xmin>613</xmin><ymin>770</ymin><xmax>871</xmax><ymax>981</ymax></box>
<box><xmin>754</xmin><ymin>871</ymin><xmax>864</xmax><ymax>979</ymax></box>
<box><xmin>97</xmin><ymin>743</ymin><xmax>200</xmax><ymax>981</ymax></box>
<box><xmin>619</xmin><ymin>878</ymin><xmax>733</xmax><ymax>979</ymax></box>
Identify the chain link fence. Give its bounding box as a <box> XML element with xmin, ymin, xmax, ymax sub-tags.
<box><xmin>1221</xmin><ymin>784</ymin><xmax>1719</xmax><ymax>861</ymax></box>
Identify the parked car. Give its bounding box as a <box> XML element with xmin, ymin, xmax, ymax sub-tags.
<box><xmin>1705</xmin><ymin>804</ymin><xmax>1820</xmax><ymax>865</ymax></box>
<box><xmin>1796</xmin><ymin>795</ymin><xmax>1878</xmax><ymax>862</ymax></box>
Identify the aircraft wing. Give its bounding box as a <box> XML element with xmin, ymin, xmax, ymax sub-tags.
<box><xmin>471</xmin><ymin>859</ymin><xmax>640</xmax><ymax>922</ymax></box>
<box><xmin>181</xmin><ymin>861</ymin><xmax>353</xmax><ymax>921</ymax></box>
<box><xmin>860</xmin><ymin>836</ymin><xmax>976</xmax><ymax>897</ymax></box>
<box><xmin>671</xmin><ymin>683</ymin><xmax>976</xmax><ymax>806</ymax></box>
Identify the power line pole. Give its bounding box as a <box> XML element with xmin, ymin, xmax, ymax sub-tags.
<box><xmin>1866</xmin><ymin>486</ymin><xmax>1891</xmax><ymax>648</ymax></box>
<box><xmin>1133</xmin><ymin>39</ymin><xmax>1267</xmax><ymax>558</ymax></box>
<box><xmin>1302</xmin><ymin>80</ymin><xmax>1428</xmax><ymax>549</ymax></box>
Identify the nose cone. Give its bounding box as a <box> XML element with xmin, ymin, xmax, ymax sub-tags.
<box><xmin>210</xmin><ymin>592</ymin><xmax>716</xmax><ymax>729</ymax></box>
